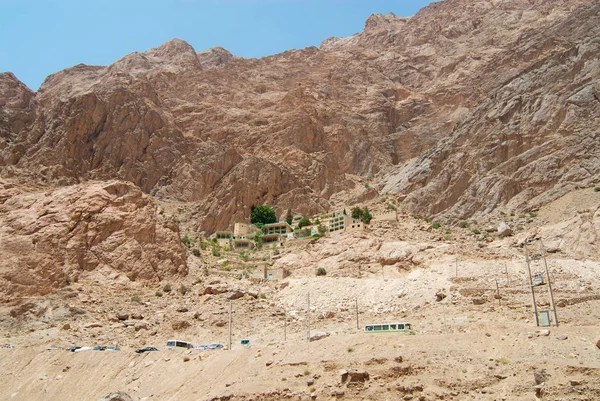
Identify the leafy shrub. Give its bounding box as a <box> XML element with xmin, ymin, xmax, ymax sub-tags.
<box><xmin>424</xmin><ymin>217</ymin><xmax>432</xmax><ymax>223</ymax></box>
<box><xmin>318</xmin><ymin>224</ymin><xmax>327</xmax><ymax>235</ymax></box>
<box><xmin>212</xmin><ymin>246</ymin><xmax>221</xmax><ymax>257</ymax></box>
<box><xmin>432</xmin><ymin>221</ymin><xmax>442</xmax><ymax>229</ymax></box>
<box><xmin>458</xmin><ymin>220</ymin><xmax>469</xmax><ymax>228</ymax></box>
<box><xmin>131</xmin><ymin>294</ymin><xmax>141</xmax><ymax>303</ymax></box>
<box><xmin>155</xmin><ymin>291</ymin><xmax>163</xmax><ymax>297</ymax></box>
<box><xmin>200</xmin><ymin>242</ymin><xmax>207</xmax><ymax>250</ymax></box>
<box><xmin>386</xmin><ymin>203</ymin><xmax>397</xmax><ymax>211</ymax></box>
<box><xmin>178</xmin><ymin>284</ymin><xmax>189</xmax><ymax>295</ymax></box>
<box><xmin>239</xmin><ymin>251</ymin><xmax>249</xmax><ymax>262</ymax></box>
<box><xmin>595</xmin><ymin>187</ymin><xmax>600</xmax><ymax>192</ymax></box>
<box><xmin>471</xmin><ymin>228</ymin><xmax>481</xmax><ymax>235</ymax></box>
<box><xmin>298</xmin><ymin>217</ymin><xmax>312</xmax><ymax>228</ymax></box>
<box><xmin>316</xmin><ymin>267</ymin><xmax>327</xmax><ymax>276</ymax></box>
<box><xmin>181</xmin><ymin>235</ymin><xmax>193</xmax><ymax>248</ymax></box>
<box><xmin>192</xmin><ymin>248</ymin><xmax>201</xmax><ymax>257</ymax></box>
<box><xmin>163</xmin><ymin>283</ymin><xmax>172</xmax><ymax>293</ymax></box>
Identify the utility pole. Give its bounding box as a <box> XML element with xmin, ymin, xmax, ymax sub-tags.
<box><xmin>495</xmin><ymin>279</ymin><xmax>501</xmax><ymax>306</ymax></box>
<box><xmin>284</xmin><ymin>307</ymin><xmax>287</xmax><ymax>342</ymax></box>
<box><xmin>307</xmin><ymin>292</ymin><xmax>310</xmax><ymax>343</ymax></box>
<box><xmin>524</xmin><ymin>243</ymin><xmax>540</xmax><ymax>326</ymax></box>
<box><xmin>228</xmin><ymin>300</ymin><xmax>232</xmax><ymax>351</ymax></box>
<box><xmin>442</xmin><ymin>301</ymin><xmax>447</xmax><ymax>334</ymax></box>
<box><xmin>355</xmin><ymin>298</ymin><xmax>359</xmax><ymax>330</ymax></box>
<box><xmin>540</xmin><ymin>239</ymin><xmax>559</xmax><ymax>326</ymax></box>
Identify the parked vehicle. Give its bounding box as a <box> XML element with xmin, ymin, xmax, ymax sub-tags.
<box><xmin>106</xmin><ymin>346</ymin><xmax>120</xmax><ymax>351</ymax></box>
<box><xmin>68</xmin><ymin>346</ymin><xmax>82</xmax><ymax>352</ymax></box>
<box><xmin>135</xmin><ymin>347</ymin><xmax>158</xmax><ymax>354</ymax></box>
<box><xmin>74</xmin><ymin>347</ymin><xmax>94</xmax><ymax>352</ymax></box>
<box><xmin>166</xmin><ymin>340</ymin><xmax>194</xmax><ymax>350</ymax></box>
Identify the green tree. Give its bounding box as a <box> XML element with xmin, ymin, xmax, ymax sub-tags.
<box><xmin>351</xmin><ymin>207</ymin><xmax>363</xmax><ymax>220</ymax></box>
<box><xmin>318</xmin><ymin>224</ymin><xmax>327</xmax><ymax>235</ymax></box>
<box><xmin>362</xmin><ymin>207</ymin><xmax>373</xmax><ymax>224</ymax></box>
<box><xmin>285</xmin><ymin>208</ymin><xmax>293</xmax><ymax>225</ymax></box>
<box><xmin>251</xmin><ymin>205</ymin><xmax>277</xmax><ymax>225</ymax></box>
<box><xmin>298</xmin><ymin>216</ymin><xmax>312</xmax><ymax>228</ymax></box>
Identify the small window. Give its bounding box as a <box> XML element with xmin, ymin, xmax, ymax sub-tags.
<box><xmin>390</xmin><ymin>324</ymin><xmax>397</xmax><ymax>330</ymax></box>
<box><xmin>398</xmin><ymin>324</ymin><xmax>405</xmax><ymax>330</ymax></box>
<box><xmin>374</xmin><ymin>325</ymin><xmax>382</xmax><ymax>331</ymax></box>
<box><xmin>382</xmin><ymin>325</ymin><xmax>389</xmax><ymax>331</ymax></box>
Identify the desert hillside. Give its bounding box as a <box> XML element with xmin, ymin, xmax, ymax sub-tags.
<box><xmin>1</xmin><ymin>0</ymin><xmax>600</xmax><ymax>400</ymax></box>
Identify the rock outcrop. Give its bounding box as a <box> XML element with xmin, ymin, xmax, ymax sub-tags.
<box><xmin>0</xmin><ymin>179</ymin><xmax>187</xmax><ymax>299</ymax></box>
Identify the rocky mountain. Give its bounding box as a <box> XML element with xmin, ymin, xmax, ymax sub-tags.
<box><xmin>1</xmin><ymin>0</ymin><xmax>599</xmax><ymax>236</ymax></box>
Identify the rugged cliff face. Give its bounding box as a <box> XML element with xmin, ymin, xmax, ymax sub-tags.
<box><xmin>1</xmin><ymin>0</ymin><xmax>598</xmax><ymax>234</ymax></box>
<box><xmin>0</xmin><ymin>179</ymin><xmax>187</xmax><ymax>300</ymax></box>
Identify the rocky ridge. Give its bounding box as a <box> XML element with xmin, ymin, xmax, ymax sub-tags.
<box><xmin>1</xmin><ymin>0</ymin><xmax>599</xmax><ymax>235</ymax></box>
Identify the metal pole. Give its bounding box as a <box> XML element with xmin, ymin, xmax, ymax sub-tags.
<box><xmin>284</xmin><ymin>307</ymin><xmax>287</xmax><ymax>342</ymax></box>
<box><xmin>307</xmin><ymin>292</ymin><xmax>310</xmax><ymax>343</ymax></box>
<box><xmin>455</xmin><ymin>259</ymin><xmax>458</xmax><ymax>278</ymax></box>
<box><xmin>540</xmin><ymin>240</ymin><xmax>559</xmax><ymax>326</ymax></box>
<box><xmin>524</xmin><ymin>243</ymin><xmax>539</xmax><ymax>326</ymax></box>
<box><xmin>495</xmin><ymin>279</ymin><xmax>501</xmax><ymax>306</ymax></box>
<box><xmin>505</xmin><ymin>262</ymin><xmax>509</xmax><ymax>285</ymax></box>
<box><xmin>228</xmin><ymin>300</ymin><xmax>232</xmax><ymax>350</ymax></box>
<box><xmin>355</xmin><ymin>298</ymin><xmax>359</xmax><ymax>330</ymax></box>
<box><xmin>442</xmin><ymin>302</ymin><xmax>447</xmax><ymax>334</ymax></box>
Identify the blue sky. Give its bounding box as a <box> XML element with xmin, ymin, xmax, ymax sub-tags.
<box><xmin>1</xmin><ymin>0</ymin><xmax>435</xmax><ymax>91</ymax></box>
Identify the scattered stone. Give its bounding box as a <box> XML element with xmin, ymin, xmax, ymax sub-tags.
<box><xmin>435</xmin><ymin>292</ymin><xmax>446</xmax><ymax>302</ymax></box>
<box><xmin>341</xmin><ymin>369</ymin><xmax>370</xmax><ymax>383</ymax></box>
<box><xmin>537</xmin><ymin>330</ymin><xmax>550</xmax><ymax>337</ymax></box>
<box><xmin>227</xmin><ymin>290</ymin><xmax>245</xmax><ymax>300</ymax></box>
<box><xmin>62</xmin><ymin>323</ymin><xmax>71</xmax><ymax>330</ymax></box>
<box><xmin>134</xmin><ymin>322</ymin><xmax>149</xmax><ymax>331</ymax></box>
<box><xmin>172</xmin><ymin>320</ymin><xmax>191</xmax><ymax>331</ymax></box>
<box><xmin>85</xmin><ymin>322</ymin><xmax>103</xmax><ymax>329</ymax></box>
<box><xmin>556</xmin><ymin>335</ymin><xmax>568</xmax><ymax>341</ymax></box>
<box><xmin>131</xmin><ymin>314</ymin><xmax>143</xmax><ymax>320</ymax></box>
<box><xmin>497</xmin><ymin>222</ymin><xmax>513</xmax><ymax>238</ymax></box>
<box><xmin>394</xmin><ymin>355</ymin><xmax>403</xmax><ymax>363</ymax></box>
<box><xmin>265</xmin><ymin>360</ymin><xmax>274</xmax><ymax>367</ymax></box>
<box><xmin>203</xmin><ymin>286</ymin><xmax>228</xmax><ymax>295</ymax></box>
<box><xmin>485</xmin><ymin>333</ymin><xmax>491</xmax><ymax>337</ymax></box>
<box><xmin>247</xmin><ymin>290</ymin><xmax>259</xmax><ymax>299</ymax></box>
<box><xmin>534</xmin><ymin>369</ymin><xmax>549</xmax><ymax>385</ymax></box>
<box><xmin>183</xmin><ymin>356</ymin><xmax>190</xmax><ymax>362</ymax></box>
<box><xmin>396</xmin><ymin>288</ymin><xmax>408</xmax><ymax>298</ymax></box>
<box><xmin>307</xmin><ymin>378</ymin><xmax>314</xmax><ymax>386</ymax></box>
<box><xmin>472</xmin><ymin>297</ymin><xmax>486</xmax><ymax>305</ymax></box>
<box><xmin>309</xmin><ymin>331</ymin><xmax>330</xmax><ymax>342</ymax></box>
<box><xmin>98</xmin><ymin>392</ymin><xmax>133</xmax><ymax>401</ymax></box>
<box><xmin>117</xmin><ymin>314</ymin><xmax>129</xmax><ymax>321</ymax></box>
<box><xmin>570</xmin><ymin>380</ymin><xmax>581</xmax><ymax>386</ymax></box>
<box><xmin>596</xmin><ymin>339</ymin><xmax>600</xmax><ymax>349</ymax></box>
<box><xmin>176</xmin><ymin>307</ymin><xmax>189</xmax><ymax>313</ymax></box>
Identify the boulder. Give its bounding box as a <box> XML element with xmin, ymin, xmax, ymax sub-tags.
<box><xmin>341</xmin><ymin>369</ymin><xmax>370</xmax><ymax>383</ymax></box>
<box><xmin>534</xmin><ymin>369</ymin><xmax>549</xmax><ymax>385</ymax></box>
<box><xmin>309</xmin><ymin>331</ymin><xmax>330</xmax><ymax>342</ymax></box>
<box><xmin>98</xmin><ymin>392</ymin><xmax>133</xmax><ymax>401</ymax></box>
<box><xmin>227</xmin><ymin>290</ymin><xmax>245</xmax><ymax>300</ymax></box>
<box><xmin>172</xmin><ymin>320</ymin><xmax>191</xmax><ymax>331</ymax></box>
<box><xmin>472</xmin><ymin>297</ymin><xmax>486</xmax><ymax>305</ymax></box>
<box><xmin>498</xmin><ymin>222</ymin><xmax>513</xmax><ymax>238</ymax></box>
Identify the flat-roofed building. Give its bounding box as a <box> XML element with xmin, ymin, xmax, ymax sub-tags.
<box><xmin>263</xmin><ymin>222</ymin><xmax>293</xmax><ymax>236</ymax></box>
